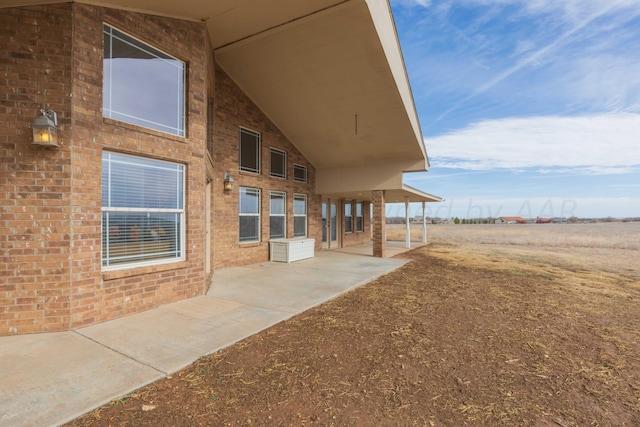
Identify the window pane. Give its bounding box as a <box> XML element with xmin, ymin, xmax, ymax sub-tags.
<box><xmin>270</xmin><ymin>149</ymin><xmax>286</xmax><ymax>178</ymax></box>
<box><xmin>294</xmin><ymin>217</ymin><xmax>306</xmax><ymax>237</ymax></box>
<box><xmin>356</xmin><ymin>217</ymin><xmax>364</xmax><ymax>232</ymax></box>
<box><xmin>270</xmin><ymin>192</ymin><xmax>285</xmax><ymax>215</ymax></box>
<box><xmin>103</xmin><ymin>212</ymin><xmax>181</xmax><ymax>266</ymax></box>
<box><xmin>270</xmin><ymin>216</ymin><xmax>285</xmax><ymax>239</ymax></box>
<box><xmin>293</xmin><ymin>165</ymin><xmax>307</xmax><ymax>182</ymax></box>
<box><xmin>294</xmin><ymin>195</ymin><xmax>306</xmax><ymax>215</ymax></box>
<box><xmin>239</xmin><ymin>216</ymin><xmax>260</xmax><ymax>242</ymax></box>
<box><xmin>103</xmin><ymin>152</ymin><xmax>183</xmax><ymax>209</ymax></box>
<box><xmin>240</xmin><ymin>188</ymin><xmax>260</xmax><ymax>214</ymax></box>
<box><xmin>103</xmin><ymin>25</ymin><xmax>185</xmax><ymax>136</ymax></box>
<box><xmin>240</xmin><ymin>129</ymin><xmax>260</xmax><ymax>173</ymax></box>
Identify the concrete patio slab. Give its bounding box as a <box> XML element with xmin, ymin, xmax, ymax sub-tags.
<box><xmin>0</xmin><ymin>244</ymin><xmax>415</xmax><ymax>427</ymax></box>
<box><xmin>208</xmin><ymin>251</ymin><xmax>408</xmax><ymax>314</ymax></box>
<box><xmin>0</xmin><ymin>332</ymin><xmax>163</xmax><ymax>427</ymax></box>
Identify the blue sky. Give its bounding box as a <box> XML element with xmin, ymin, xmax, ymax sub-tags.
<box><xmin>389</xmin><ymin>0</ymin><xmax>640</xmax><ymax>219</ymax></box>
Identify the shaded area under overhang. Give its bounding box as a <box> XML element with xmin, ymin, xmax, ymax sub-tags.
<box><xmin>5</xmin><ymin>0</ymin><xmax>434</xmax><ymax>190</ymax></box>
<box><xmin>214</xmin><ymin>0</ymin><xmax>428</xmax><ymax>172</ymax></box>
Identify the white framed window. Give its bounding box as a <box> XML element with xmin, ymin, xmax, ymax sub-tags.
<box><xmin>269</xmin><ymin>191</ymin><xmax>286</xmax><ymax>239</ymax></box>
<box><xmin>293</xmin><ymin>194</ymin><xmax>307</xmax><ymax>237</ymax></box>
<box><xmin>345</xmin><ymin>201</ymin><xmax>353</xmax><ymax>233</ymax></box>
<box><xmin>239</xmin><ymin>128</ymin><xmax>260</xmax><ymax>174</ymax></box>
<box><xmin>270</xmin><ymin>148</ymin><xmax>286</xmax><ymax>179</ymax></box>
<box><xmin>103</xmin><ymin>24</ymin><xmax>185</xmax><ymax>136</ymax></box>
<box><xmin>356</xmin><ymin>202</ymin><xmax>364</xmax><ymax>232</ymax></box>
<box><xmin>102</xmin><ymin>152</ymin><xmax>185</xmax><ymax>269</ymax></box>
<box><xmin>293</xmin><ymin>164</ymin><xmax>307</xmax><ymax>182</ymax></box>
<box><xmin>239</xmin><ymin>187</ymin><xmax>260</xmax><ymax>243</ymax></box>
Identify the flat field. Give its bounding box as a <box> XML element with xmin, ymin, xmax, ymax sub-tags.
<box><xmin>388</xmin><ymin>222</ymin><xmax>640</xmax><ymax>280</ymax></box>
<box><xmin>69</xmin><ymin>223</ymin><xmax>640</xmax><ymax>426</ymax></box>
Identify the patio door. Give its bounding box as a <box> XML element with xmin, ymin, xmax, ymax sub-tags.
<box><xmin>330</xmin><ymin>201</ymin><xmax>339</xmax><ymax>247</ymax></box>
<box><xmin>322</xmin><ymin>202</ymin><xmax>328</xmax><ymax>249</ymax></box>
<box><xmin>322</xmin><ymin>200</ymin><xmax>340</xmax><ymax>249</ymax></box>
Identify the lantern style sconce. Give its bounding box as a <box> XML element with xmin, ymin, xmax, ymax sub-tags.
<box><xmin>32</xmin><ymin>109</ymin><xmax>59</xmax><ymax>147</ymax></box>
<box><xmin>223</xmin><ymin>172</ymin><xmax>235</xmax><ymax>192</ymax></box>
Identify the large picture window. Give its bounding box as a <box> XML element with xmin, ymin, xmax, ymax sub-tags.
<box><xmin>102</xmin><ymin>152</ymin><xmax>185</xmax><ymax>268</ymax></box>
<box><xmin>103</xmin><ymin>24</ymin><xmax>185</xmax><ymax>136</ymax></box>
<box><xmin>240</xmin><ymin>187</ymin><xmax>260</xmax><ymax>243</ymax></box>
<box><xmin>239</xmin><ymin>128</ymin><xmax>260</xmax><ymax>173</ymax></box>
<box><xmin>294</xmin><ymin>194</ymin><xmax>307</xmax><ymax>237</ymax></box>
<box><xmin>269</xmin><ymin>191</ymin><xmax>286</xmax><ymax>239</ymax></box>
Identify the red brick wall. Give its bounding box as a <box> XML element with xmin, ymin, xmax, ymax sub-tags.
<box><xmin>212</xmin><ymin>67</ymin><xmax>321</xmax><ymax>269</ymax></box>
<box><xmin>1</xmin><ymin>3</ymin><xmax>326</xmax><ymax>335</ymax></box>
<box><xmin>1</xmin><ymin>4</ymin><xmax>210</xmax><ymax>334</ymax></box>
<box><xmin>340</xmin><ymin>200</ymin><xmax>372</xmax><ymax>247</ymax></box>
<box><xmin>1</xmin><ymin>5</ymin><xmax>74</xmax><ymax>334</ymax></box>
<box><xmin>67</xmin><ymin>5</ymin><xmax>209</xmax><ymax>329</ymax></box>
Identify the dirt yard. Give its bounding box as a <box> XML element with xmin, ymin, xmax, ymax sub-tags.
<box><xmin>68</xmin><ymin>224</ymin><xmax>640</xmax><ymax>426</ymax></box>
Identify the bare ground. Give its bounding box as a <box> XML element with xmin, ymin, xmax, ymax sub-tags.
<box><xmin>68</xmin><ymin>232</ymin><xmax>640</xmax><ymax>426</ymax></box>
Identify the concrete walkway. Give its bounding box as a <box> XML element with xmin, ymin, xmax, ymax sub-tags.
<box><xmin>0</xmin><ymin>244</ymin><xmax>417</xmax><ymax>427</ymax></box>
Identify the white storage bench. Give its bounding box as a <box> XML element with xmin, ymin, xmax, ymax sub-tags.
<box><xmin>269</xmin><ymin>238</ymin><xmax>315</xmax><ymax>263</ymax></box>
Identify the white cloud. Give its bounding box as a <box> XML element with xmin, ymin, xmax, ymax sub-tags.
<box><xmin>392</xmin><ymin>0</ymin><xmax>433</xmax><ymax>8</ymax></box>
<box><xmin>426</xmin><ymin>113</ymin><xmax>640</xmax><ymax>173</ymax></box>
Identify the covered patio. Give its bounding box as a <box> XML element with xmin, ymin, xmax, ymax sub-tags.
<box><xmin>1</xmin><ymin>246</ymin><xmax>415</xmax><ymax>427</ymax></box>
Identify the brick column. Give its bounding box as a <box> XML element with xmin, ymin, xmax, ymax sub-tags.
<box><xmin>372</xmin><ymin>190</ymin><xmax>386</xmax><ymax>257</ymax></box>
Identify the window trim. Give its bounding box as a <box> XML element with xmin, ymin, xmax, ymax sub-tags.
<box><xmin>269</xmin><ymin>191</ymin><xmax>287</xmax><ymax>239</ymax></box>
<box><xmin>103</xmin><ymin>24</ymin><xmax>186</xmax><ymax>137</ymax></box>
<box><xmin>239</xmin><ymin>127</ymin><xmax>261</xmax><ymax>174</ymax></box>
<box><xmin>293</xmin><ymin>164</ymin><xmax>308</xmax><ymax>183</ymax></box>
<box><xmin>239</xmin><ymin>186</ymin><xmax>261</xmax><ymax>243</ymax></box>
<box><xmin>101</xmin><ymin>151</ymin><xmax>186</xmax><ymax>270</ymax></box>
<box><xmin>269</xmin><ymin>148</ymin><xmax>287</xmax><ymax>179</ymax></box>
<box><xmin>293</xmin><ymin>193</ymin><xmax>307</xmax><ymax>237</ymax></box>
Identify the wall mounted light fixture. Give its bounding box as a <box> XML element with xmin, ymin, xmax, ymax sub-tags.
<box><xmin>223</xmin><ymin>172</ymin><xmax>235</xmax><ymax>192</ymax></box>
<box><xmin>32</xmin><ymin>109</ymin><xmax>59</xmax><ymax>147</ymax></box>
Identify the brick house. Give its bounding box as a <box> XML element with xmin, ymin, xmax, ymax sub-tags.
<box><xmin>0</xmin><ymin>0</ymin><xmax>440</xmax><ymax>335</ymax></box>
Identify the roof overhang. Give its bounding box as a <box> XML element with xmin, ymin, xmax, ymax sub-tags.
<box><xmin>385</xmin><ymin>184</ymin><xmax>442</xmax><ymax>204</ymax></box>
<box><xmin>5</xmin><ymin>0</ymin><xmax>435</xmax><ymax>192</ymax></box>
<box><xmin>322</xmin><ymin>184</ymin><xmax>441</xmax><ymax>204</ymax></box>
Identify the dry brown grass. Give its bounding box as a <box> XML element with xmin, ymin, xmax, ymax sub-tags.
<box><xmin>388</xmin><ymin>222</ymin><xmax>640</xmax><ymax>280</ymax></box>
<box><xmin>68</xmin><ymin>222</ymin><xmax>640</xmax><ymax>427</ymax></box>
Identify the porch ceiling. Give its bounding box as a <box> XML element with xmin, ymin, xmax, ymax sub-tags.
<box><xmin>4</xmin><ymin>0</ymin><xmax>428</xmax><ymax>173</ymax></box>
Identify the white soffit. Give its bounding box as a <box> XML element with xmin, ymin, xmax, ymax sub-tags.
<box><xmin>4</xmin><ymin>0</ymin><xmax>428</xmax><ymax>172</ymax></box>
<box><xmin>214</xmin><ymin>0</ymin><xmax>428</xmax><ymax>171</ymax></box>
